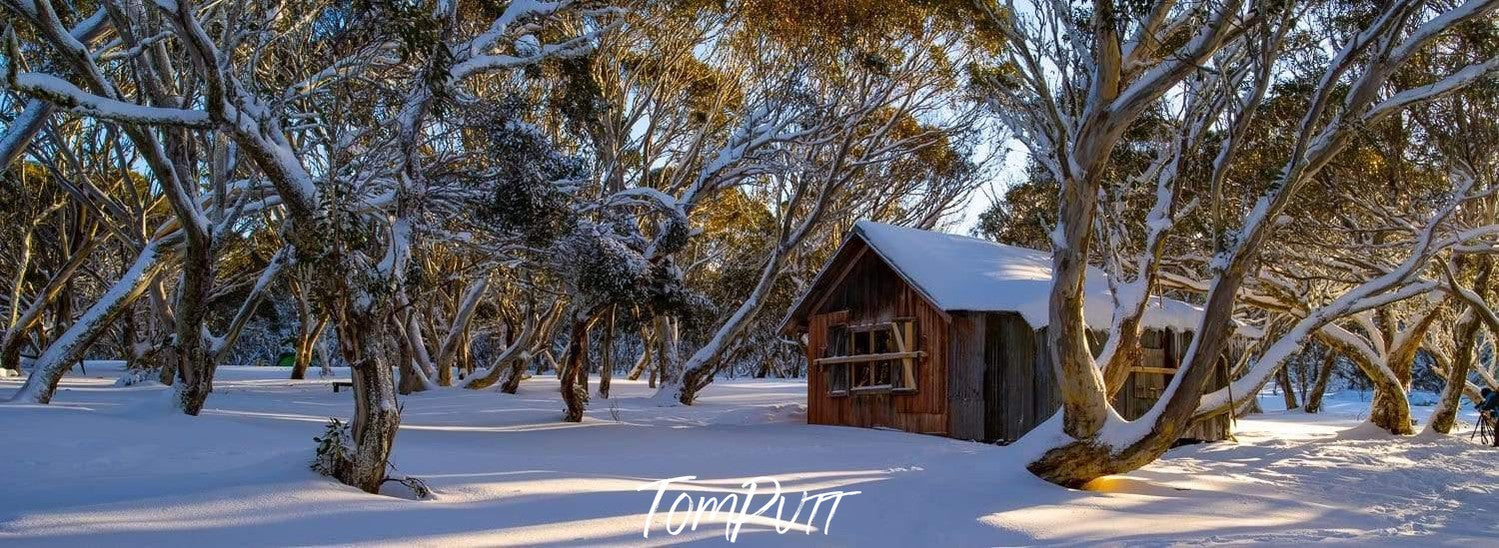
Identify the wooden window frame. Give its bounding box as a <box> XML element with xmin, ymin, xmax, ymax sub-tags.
<box><xmin>1128</xmin><ymin>329</ymin><xmax>1183</xmax><ymax>400</ymax></box>
<box><xmin>818</xmin><ymin>317</ymin><xmax>922</xmax><ymax>396</ymax></box>
<box><xmin>825</xmin><ymin>323</ymin><xmax>851</xmax><ymax>397</ymax></box>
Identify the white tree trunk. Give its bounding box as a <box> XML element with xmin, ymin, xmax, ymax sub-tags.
<box><xmin>9</xmin><ymin>241</ymin><xmax>168</xmax><ymax>404</ymax></box>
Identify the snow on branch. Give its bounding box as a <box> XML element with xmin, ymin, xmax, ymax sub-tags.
<box><xmin>460</xmin><ymin>0</ymin><xmax>569</xmax><ymax>55</ymax></box>
<box><xmin>1364</xmin><ymin>58</ymin><xmax>1499</xmax><ymax>122</ymax></box>
<box><xmin>1107</xmin><ymin>0</ymin><xmax>1248</xmax><ymax>120</ymax></box>
<box><xmin>1386</xmin><ymin>0</ymin><xmax>1499</xmax><ymax>65</ymax></box>
<box><xmin>448</xmin><ymin>2</ymin><xmax>623</xmax><ymax>82</ymax></box>
<box><xmin>1194</xmin><ymin>175</ymin><xmax>1475</xmax><ymax>418</ymax></box>
<box><xmin>4</xmin><ymin>72</ymin><xmax>213</xmax><ymax>128</ymax></box>
<box><xmin>450</xmin><ymin>30</ymin><xmax>608</xmax><ymax>81</ymax></box>
<box><xmin>607</xmin><ymin>187</ymin><xmax>681</xmax><ymax>213</ymax></box>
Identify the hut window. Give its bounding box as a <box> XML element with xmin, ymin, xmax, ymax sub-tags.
<box><xmin>1141</xmin><ymin>330</ymin><xmax>1168</xmax><ymax>369</ymax></box>
<box><xmin>826</xmin><ymin>325</ymin><xmax>851</xmax><ymax>396</ymax></box>
<box><xmin>816</xmin><ymin>318</ymin><xmax>922</xmax><ymax>395</ymax></box>
<box><xmin>828</xmin><ymin>363</ymin><xmax>851</xmax><ymax>396</ymax></box>
<box><xmin>1130</xmin><ymin>330</ymin><xmax>1176</xmax><ymax>401</ymax></box>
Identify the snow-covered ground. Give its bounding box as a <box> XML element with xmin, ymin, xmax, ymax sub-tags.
<box><xmin>2</xmin><ymin>363</ymin><xmax>1496</xmax><ymax>546</ymax></box>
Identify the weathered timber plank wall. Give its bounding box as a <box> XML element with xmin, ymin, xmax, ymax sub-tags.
<box><xmin>805</xmin><ymin>249</ymin><xmax>948</xmax><ymax>435</ymax></box>
<box><xmin>947</xmin><ymin>312</ymin><xmax>985</xmax><ymax>440</ymax></box>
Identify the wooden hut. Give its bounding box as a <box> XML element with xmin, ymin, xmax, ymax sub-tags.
<box><xmin>781</xmin><ymin>221</ymin><xmax>1235</xmax><ymax>443</ymax></box>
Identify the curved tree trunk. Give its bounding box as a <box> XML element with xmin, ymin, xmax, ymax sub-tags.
<box><xmin>1276</xmin><ymin>366</ymin><xmax>1299</xmax><ymax>411</ymax></box>
<box><xmin>559</xmin><ymin>312</ymin><xmax>593</xmax><ymax>422</ymax></box>
<box><xmin>288</xmin><ymin>277</ymin><xmax>316</xmax><ymax>381</ymax></box>
<box><xmin>291</xmin><ymin>315</ymin><xmax>329</xmax><ymax>381</ymax></box>
<box><xmin>499</xmin><ymin>357</ymin><xmax>529</xmax><ymax>394</ymax></box>
<box><xmin>1322</xmin><ymin>330</ymin><xmax>1414</xmax><ymax>435</ymax></box>
<box><xmin>148</xmin><ymin>278</ymin><xmax>180</xmax><ymax>385</ymax></box>
<box><xmin>492</xmin><ymin>301</ymin><xmax>560</xmax><ymax>394</ymax></box>
<box><xmin>1028</xmin><ymin>216</ymin><xmax>1260</xmax><ymax>486</ymax></box>
<box><xmin>1430</xmin><ymin>259</ymin><xmax>1494</xmax><ymax>433</ymax></box>
<box><xmin>664</xmin><ymin>245</ymin><xmax>789</xmax><ymax>405</ymax></box>
<box><xmin>463</xmin><ymin>362</ymin><xmax>503</xmax><ymax>390</ymax></box>
<box><xmin>172</xmin><ymin>237</ymin><xmax>216</xmax><ymax>415</ymax></box>
<box><xmin>1</xmin><ymin>227</ymin><xmax>104</xmax><ymax>374</ymax></box>
<box><xmin>1367</xmin><ymin>387</ymin><xmax>1414</xmax><ymax>434</ymax></box>
<box><xmin>10</xmin><ymin>242</ymin><xmax>168</xmax><ymax>404</ymax></box>
<box><xmin>464</xmin><ymin>312</ymin><xmax>539</xmax><ymax>391</ymax></box>
<box><xmin>154</xmin><ymin>343</ymin><xmax>181</xmax><ymax>385</ymax></box>
<box><xmin>401</xmin><ymin>312</ymin><xmax>438</xmax><ymax>391</ymax></box>
<box><xmin>394</xmin><ymin>316</ymin><xmax>420</xmax><ymax>395</ymax></box>
<box><xmin>335</xmin><ymin>308</ymin><xmax>401</xmax><ymax>494</ymax></box>
<box><xmin>458</xmin><ymin>328</ymin><xmax>474</xmax><ymax>378</ymax></box>
<box><xmin>657</xmin><ymin>316</ymin><xmax>678</xmax><ymax>386</ymax></box>
<box><xmin>599</xmin><ymin>306</ymin><xmax>615</xmax><ymax>399</ymax></box>
<box><xmin>644</xmin><ymin>317</ymin><xmax>675</xmax><ymax>389</ymax></box>
<box><xmin>627</xmin><ymin>325</ymin><xmax>653</xmax><ymax>381</ymax></box>
<box><xmin>1428</xmin><ymin>316</ymin><xmax>1481</xmax><ymax>434</ymax></box>
<box><xmin>435</xmin><ymin>323</ymin><xmax>452</xmax><ymax>387</ymax></box>
<box><xmin>432</xmin><ymin>278</ymin><xmax>488</xmax><ymax>387</ymax></box>
<box><xmin>1303</xmin><ymin>350</ymin><xmax>1337</xmax><ymax>414</ymax></box>
<box><xmin>464</xmin><ymin>345</ymin><xmax>529</xmax><ymax>391</ymax></box>
<box><xmin>0</xmin><ymin>329</ymin><xmax>32</xmax><ymax>376</ymax></box>
<box><xmin>1367</xmin><ymin>308</ymin><xmax>1443</xmax><ymax>434</ymax></box>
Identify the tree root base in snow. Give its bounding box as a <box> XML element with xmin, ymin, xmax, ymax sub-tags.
<box><xmin>1026</xmin><ymin>441</ymin><xmax>1128</xmax><ymax>489</ymax></box>
<box><xmin>1026</xmin><ymin>430</ymin><xmax>1184</xmax><ymax>489</ymax></box>
<box><xmin>382</xmin><ymin>475</ymin><xmax>433</xmax><ymax>500</ymax></box>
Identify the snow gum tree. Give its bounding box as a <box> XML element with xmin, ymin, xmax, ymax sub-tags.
<box><xmin>8</xmin><ymin>0</ymin><xmax>1498</xmax><ymax>499</ymax></box>
<box><xmin>976</xmin><ymin>0</ymin><xmax>1499</xmax><ymax>486</ymax></box>
<box><xmin>1</xmin><ymin>0</ymin><xmax>621</xmax><ymax>492</ymax></box>
<box><xmin>1427</xmin><ymin>256</ymin><xmax>1492</xmax><ymax>433</ymax></box>
<box><xmin>1</xmin><ymin>2</ymin><xmax>211</xmax><ymax>412</ymax></box>
<box><xmin>661</xmin><ymin>59</ymin><xmax>986</xmax><ymax>404</ymax></box>
<box><xmin>569</xmin><ymin>1</ymin><xmax>997</xmax><ymax>405</ymax></box>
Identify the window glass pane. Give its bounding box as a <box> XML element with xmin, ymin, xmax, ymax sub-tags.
<box><xmin>827</xmin><ymin>326</ymin><xmax>848</xmax><ymax>357</ymax></box>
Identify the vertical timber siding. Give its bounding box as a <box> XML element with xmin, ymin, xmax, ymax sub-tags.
<box><xmin>1031</xmin><ymin>327</ymin><xmax>1061</xmax><ymax>432</ymax></box>
<box><xmin>979</xmin><ymin>313</ymin><xmax>1064</xmax><ymax>443</ymax></box>
<box><xmin>804</xmin><ymin>248</ymin><xmax>949</xmax><ymax>435</ymax></box>
<box><xmin>947</xmin><ymin>313</ymin><xmax>985</xmax><ymax>440</ymax></box>
<box><xmin>1108</xmin><ymin>328</ymin><xmax>1231</xmax><ymax>442</ymax></box>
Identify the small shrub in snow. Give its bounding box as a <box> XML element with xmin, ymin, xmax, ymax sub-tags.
<box><xmin>310</xmin><ymin>418</ymin><xmax>354</xmax><ymax>480</ymax></box>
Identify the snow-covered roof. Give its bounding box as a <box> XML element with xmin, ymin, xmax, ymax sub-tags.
<box><xmin>847</xmin><ymin>221</ymin><xmax>1204</xmax><ymax>331</ymax></box>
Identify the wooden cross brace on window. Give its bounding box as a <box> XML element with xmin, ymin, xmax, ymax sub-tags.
<box><xmin>815</xmin><ymin>318</ymin><xmax>921</xmax><ymax>394</ymax></box>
